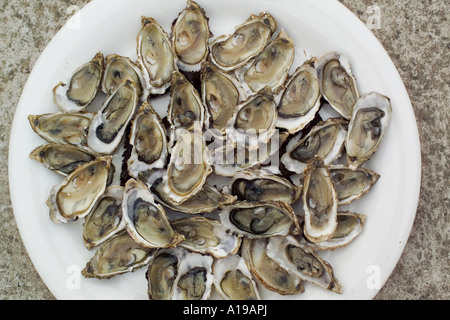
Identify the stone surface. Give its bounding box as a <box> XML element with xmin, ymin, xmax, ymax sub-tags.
<box><xmin>0</xmin><ymin>0</ymin><xmax>448</xmax><ymax>300</ymax></box>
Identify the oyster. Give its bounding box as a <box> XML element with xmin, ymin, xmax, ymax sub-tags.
<box><xmin>163</xmin><ymin>130</ymin><xmax>212</xmax><ymax>204</ymax></box>
<box><xmin>219</xmin><ymin>201</ymin><xmax>300</xmax><ymax>238</ymax></box>
<box><xmin>241</xmin><ymin>237</ymin><xmax>304</xmax><ymax>295</ymax></box>
<box><xmin>53</xmin><ymin>52</ymin><xmax>104</xmax><ymax>113</ymax></box>
<box><xmin>237</xmin><ymin>30</ymin><xmax>295</xmax><ymax>94</ymax></box>
<box><xmin>149</xmin><ymin>170</ymin><xmax>236</xmax><ymax>214</ymax></box>
<box><xmin>226</xmin><ymin>86</ymin><xmax>277</xmax><ymax>149</ymax></box>
<box><xmin>223</xmin><ymin>168</ymin><xmax>302</xmax><ymax>204</ymax></box>
<box><xmin>172</xmin><ymin>217</ymin><xmax>241</xmax><ymax>258</ymax></box>
<box><xmin>28</xmin><ymin>112</ymin><xmax>94</xmax><ymax>150</ymax></box>
<box><xmin>88</xmin><ymin>80</ymin><xmax>139</xmax><ymax>154</ymax></box>
<box><xmin>302</xmin><ymin>159</ymin><xmax>338</xmax><ymax>243</ymax></box>
<box><xmin>210</xmin><ymin>12</ymin><xmax>277</xmax><ymax>71</ymax></box>
<box><xmin>29</xmin><ymin>143</ymin><xmax>96</xmax><ymax>176</ymax></box>
<box><xmin>276</xmin><ymin>58</ymin><xmax>322</xmax><ymax>133</ymax></box>
<box><xmin>213</xmin><ymin>254</ymin><xmax>261</xmax><ymax>300</ymax></box>
<box><xmin>82</xmin><ymin>231</ymin><xmax>154</xmax><ymax>279</ymax></box>
<box><xmin>137</xmin><ymin>16</ymin><xmax>177</xmax><ymax>95</ymax></box>
<box><xmin>281</xmin><ymin>117</ymin><xmax>347</xmax><ymax>174</ymax></box>
<box><xmin>47</xmin><ymin>156</ymin><xmax>112</xmax><ymax>224</ymax></box>
<box><xmin>102</xmin><ymin>54</ymin><xmax>148</xmax><ymax>101</ymax></box>
<box><xmin>266</xmin><ymin>236</ymin><xmax>343</xmax><ymax>293</ymax></box>
<box><xmin>127</xmin><ymin>102</ymin><xmax>168</xmax><ymax>179</ymax></box>
<box><xmin>201</xmin><ymin>61</ymin><xmax>244</xmax><ymax>135</ymax></box>
<box><xmin>82</xmin><ymin>186</ymin><xmax>125</xmax><ymax>249</ymax></box>
<box><xmin>316</xmin><ymin>52</ymin><xmax>359</xmax><ymax>119</ymax></box>
<box><xmin>171</xmin><ymin>0</ymin><xmax>210</xmax><ymax>72</ymax></box>
<box><xmin>329</xmin><ymin>164</ymin><xmax>380</xmax><ymax>205</ymax></box>
<box><xmin>298</xmin><ymin>211</ymin><xmax>366</xmax><ymax>250</ymax></box>
<box><xmin>168</xmin><ymin>71</ymin><xmax>205</xmax><ymax>133</ymax></box>
<box><xmin>345</xmin><ymin>92</ymin><xmax>392</xmax><ymax>170</ymax></box>
<box><xmin>122</xmin><ymin>178</ymin><xmax>184</xmax><ymax>248</ymax></box>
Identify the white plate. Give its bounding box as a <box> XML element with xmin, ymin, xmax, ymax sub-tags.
<box><xmin>9</xmin><ymin>0</ymin><xmax>421</xmax><ymax>300</ymax></box>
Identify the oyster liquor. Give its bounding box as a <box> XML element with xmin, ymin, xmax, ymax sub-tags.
<box><xmin>183</xmin><ymin>304</ymin><xmax>267</xmax><ymax>317</ymax></box>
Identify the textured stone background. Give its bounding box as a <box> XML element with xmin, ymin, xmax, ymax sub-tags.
<box><xmin>0</xmin><ymin>0</ymin><xmax>448</xmax><ymax>299</ymax></box>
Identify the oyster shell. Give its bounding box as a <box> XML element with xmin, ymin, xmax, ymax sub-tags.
<box><xmin>201</xmin><ymin>61</ymin><xmax>244</xmax><ymax>135</ymax></box>
<box><xmin>172</xmin><ymin>217</ymin><xmax>241</xmax><ymax>258</ymax></box>
<box><xmin>82</xmin><ymin>231</ymin><xmax>154</xmax><ymax>279</ymax></box>
<box><xmin>122</xmin><ymin>178</ymin><xmax>184</xmax><ymax>248</ymax></box>
<box><xmin>226</xmin><ymin>86</ymin><xmax>277</xmax><ymax>149</ymax></box>
<box><xmin>329</xmin><ymin>164</ymin><xmax>380</xmax><ymax>205</ymax></box>
<box><xmin>47</xmin><ymin>156</ymin><xmax>112</xmax><ymax>224</ymax></box>
<box><xmin>210</xmin><ymin>12</ymin><xmax>277</xmax><ymax>71</ymax></box>
<box><xmin>316</xmin><ymin>52</ymin><xmax>359</xmax><ymax>119</ymax></box>
<box><xmin>266</xmin><ymin>236</ymin><xmax>343</xmax><ymax>293</ymax></box>
<box><xmin>345</xmin><ymin>92</ymin><xmax>392</xmax><ymax>170</ymax></box>
<box><xmin>237</xmin><ymin>30</ymin><xmax>295</xmax><ymax>94</ymax></box>
<box><xmin>168</xmin><ymin>71</ymin><xmax>205</xmax><ymax>133</ymax></box>
<box><xmin>127</xmin><ymin>102</ymin><xmax>168</xmax><ymax>179</ymax></box>
<box><xmin>281</xmin><ymin>117</ymin><xmax>347</xmax><ymax>174</ymax></box>
<box><xmin>219</xmin><ymin>201</ymin><xmax>300</xmax><ymax>238</ymax></box>
<box><xmin>82</xmin><ymin>186</ymin><xmax>125</xmax><ymax>250</ymax></box>
<box><xmin>53</xmin><ymin>52</ymin><xmax>104</xmax><ymax>113</ymax></box>
<box><xmin>28</xmin><ymin>112</ymin><xmax>94</xmax><ymax>150</ymax></box>
<box><xmin>276</xmin><ymin>58</ymin><xmax>322</xmax><ymax>133</ymax></box>
<box><xmin>137</xmin><ymin>17</ymin><xmax>177</xmax><ymax>95</ymax></box>
<box><xmin>223</xmin><ymin>168</ymin><xmax>302</xmax><ymax>204</ymax></box>
<box><xmin>213</xmin><ymin>254</ymin><xmax>261</xmax><ymax>300</ymax></box>
<box><xmin>163</xmin><ymin>130</ymin><xmax>212</xmax><ymax>204</ymax></box>
<box><xmin>88</xmin><ymin>80</ymin><xmax>139</xmax><ymax>154</ymax></box>
<box><xmin>241</xmin><ymin>237</ymin><xmax>304</xmax><ymax>295</ymax></box>
<box><xmin>302</xmin><ymin>159</ymin><xmax>338</xmax><ymax>243</ymax></box>
<box><xmin>29</xmin><ymin>143</ymin><xmax>96</xmax><ymax>176</ymax></box>
<box><xmin>171</xmin><ymin>0</ymin><xmax>210</xmax><ymax>72</ymax></box>
<box><xmin>102</xmin><ymin>54</ymin><xmax>149</xmax><ymax>101</ymax></box>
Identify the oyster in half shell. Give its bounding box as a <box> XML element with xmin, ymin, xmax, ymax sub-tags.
<box><xmin>122</xmin><ymin>178</ymin><xmax>184</xmax><ymax>248</ymax></box>
<box><xmin>171</xmin><ymin>0</ymin><xmax>210</xmax><ymax>72</ymax></box>
<box><xmin>213</xmin><ymin>254</ymin><xmax>261</xmax><ymax>300</ymax></box>
<box><xmin>345</xmin><ymin>92</ymin><xmax>392</xmax><ymax>170</ymax></box>
<box><xmin>47</xmin><ymin>156</ymin><xmax>112</xmax><ymax>224</ymax></box>
<box><xmin>53</xmin><ymin>52</ymin><xmax>104</xmax><ymax>113</ymax></box>
<box><xmin>316</xmin><ymin>52</ymin><xmax>359</xmax><ymax>119</ymax></box>
<box><xmin>137</xmin><ymin>17</ymin><xmax>177</xmax><ymax>95</ymax></box>
<box><xmin>82</xmin><ymin>231</ymin><xmax>154</xmax><ymax>279</ymax></box>
<box><xmin>210</xmin><ymin>12</ymin><xmax>277</xmax><ymax>71</ymax></box>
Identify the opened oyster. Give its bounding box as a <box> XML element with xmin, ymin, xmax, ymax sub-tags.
<box><xmin>171</xmin><ymin>0</ymin><xmax>210</xmax><ymax>72</ymax></box>
<box><xmin>137</xmin><ymin>17</ymin><xmax>176</xmax><ymax>95</ymax></box>
<box><xmin>53</xmin><ymin>52</ymin><xmax>104</xmax><ymax>113</ymax></box>
<box><xmin>47</xmin><ymin>156</ymin><xmax>112</xmax><ymax>224</ymax></box>
<box><xmin>345</xmin><ymin>92</ymin><xmax>392</xmax><ymax>170</ymax></box>
<box><xmin>210</xmin><ymin>12</ymin><xmax>277</xmax><ymax>71</ymax></box>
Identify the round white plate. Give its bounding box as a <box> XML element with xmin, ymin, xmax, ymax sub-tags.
<box><xmin>9</xmin><ymin>0</ymin><xmax>421</xmax><ymax>300</ymax></box>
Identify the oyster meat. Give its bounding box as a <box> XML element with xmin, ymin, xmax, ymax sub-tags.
<box><xmin>47</xmin><ymin>156</ymin><xmax>112</xmax><ymax>224</ymax></box>
<box><xmin>345</xmin><ymin>92</ymin><xmax>392</xmax><ymax>170</ymax></box>
<box><xmin>53</xmin><ymin>52</ymin><xmax>104</xmax><ymax>113</ymax></box>
<box><xmin>210</xmin><ymin>12</ymin><xmax>277</xmax><ymax>71</ymax></box>
<box><xmin>171</xmin><ymin>0</ymin><xmax>210</xmax><ymax>72</ymax></box>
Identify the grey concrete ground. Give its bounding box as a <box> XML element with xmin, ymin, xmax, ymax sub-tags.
<box><xmin>0</xmin><ymin>0</ymin><xmax>448</xmax><ymax>299</ymax></box>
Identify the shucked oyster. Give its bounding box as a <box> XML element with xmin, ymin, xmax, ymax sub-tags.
<box><xmin>127</xmin><ymin>102</ymin><xmax>168</xmax><ymax>179</ymax></box>
<box><xmin>122</xmin><ymin>178</ymin><xmax>184</xmax><ymax>248</ymax></box>
<box><xmin>345</xmin><ymin>92</ymin><xmax>392</xmax><ymax>170</ymax></box>
<box><xmin>171</xmin><ymin>0</ymin><xmax>210</xmax><ymax>72</ymax></box>
<box><xmin>53</xmin><ymin>52</ymin><xmax>104</xmax><ymax>113</ymax></box>
<box><xmin>137</xmin><ymin>17</ymin><xmax>177</xmax><ymax>95</ymax></box>
<box><xmin>88</xmin><ymin>80</ymin><xmax>139</xmax><ymax>155</ymax></box>
<box><xmin>316</xmin><ymin>52</ymin><xmax>359</xmax><ymax>119</ymax></box>
<box><xmin>276</xmin><ymin>58</ymin><xmax>322</xmax><ymax>133</ymax></box>
<box><xmin>47</xmin><ymin>156</ymin><xmax>112</xmax><ymax>224</ymax></box>
<box><xmin>210</xmin><ymin>12</ymin><xmax>277</xmax><ymax>71</ymax></box>
<box><xmin>83</xmin><ymin>231</ymin><xmax>154</xmax><ymax>279</ymax></box>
